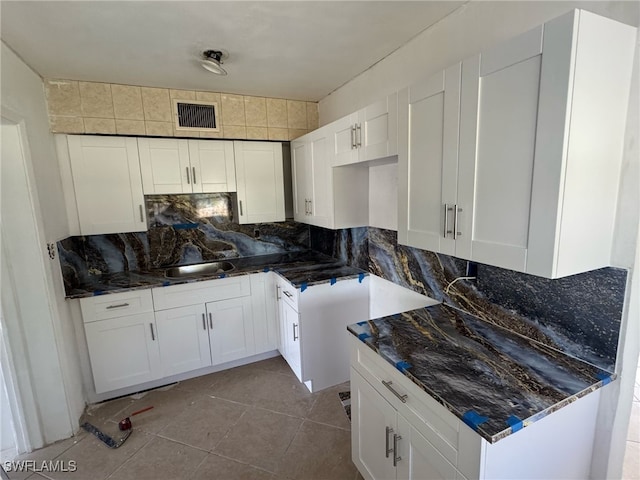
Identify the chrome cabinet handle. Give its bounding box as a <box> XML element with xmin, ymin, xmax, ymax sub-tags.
<box><xmin>106</xmin><ymin>303</ymin><xmax>129</xmax><ymax>309</ymax></box>
<box><xmin>351</xmin><ymin>125</ymin><xmax>356</xmax><ymax>149</ymax></box>
<box><xmin>150</xmin><ymin>323</ymin><xmax>155</xmax><ymax>341</ymax></box>
<box><xmin>454</xmin><ymin>205</ymin><xmax>462</xmax><ymax>239</ymax></box>
<box><xmin>209</xmin><ymin>312</ymin><xmax>213</xmax><ymax>329</ymax></box>
<box><xmin>443</xmin><ymin>204</ymin><xmax>449</xmax><ymax>238</ymax></box>
<box><xmin>202</xmin><ymin>313</ymin><xmax>206</xmax><ymax>330</ymax></box>
<box><xmin>139</xmin><ymin>205</ymin><xmax>144</xmax><ymax>223</ymax></box>
<box><xmin>356</xmin><ymin>123</ymin><xmax>362</xmax><ymax>147</ymax></box>
<box><xmin>239</xmin><ymin>200</ymin><xmax>244</xmax><ymax>216</ymax></box>
<box><xmin>276</xmin><ymin>285</ymin><xmax>281</xmax><ymax>300</ymax></box>
<box><xmin>293</xmin><ymin>323</ymin><xmax>298</xmax><ymax>341</ymax></box>
<box><xmin>283</xmin><ymin>290</ymin><xmax>293</xmax><ymax>298</ymax></box>
<box><xmin>186</xmin><ymin>167</ymin><xmax>190</xmax><ymax>184</ymax></box>
<box><xmin>192</xmin><ymin>167</ymin><xmax>197</xmax><ymax>184</ymax></box>
<box><xmin>393</xmin><ymin>433</ymin><xmax>402</xmax><ymax>466</ymax></box>
<box><xmin>382</xmin><ymin>380</ymin><xmax>408</xmax><ymax>403</ymax></box>
<box><xmin>385</xmin><ymin>426</ymin><xmax>393</xmax><ymax>458</ymax></box>
<box><xmin>308</xmin><ymin>200</ymin><xmax>312</xmax><ymax>215</ymax></box>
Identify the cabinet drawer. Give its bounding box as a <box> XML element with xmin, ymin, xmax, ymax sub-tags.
<box><xmin>349</xmin><ymin>334</ymin><xmax>459</xmax><ymax>465</ymax></box>
<box><xmin>80</xmin><ymin>290</ymin><xmax>153</xmax><ymax>322</ymax></box>
<box><xmin>152</xmin><ymin>275</ymin><xmax>251</xmax><ymax>311</ymax></box>
<box><xmin>276</xmin><ymin>276</ymin><xmax>298</xmax><ymax>310</ymax></box>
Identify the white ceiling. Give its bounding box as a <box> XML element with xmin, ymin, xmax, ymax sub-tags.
<box><xmin>0</xmin><ymin>1</ymin><xmax>466</xmax><ymax>101</ymax></box>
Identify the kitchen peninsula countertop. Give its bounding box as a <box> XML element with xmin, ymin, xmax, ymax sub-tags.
<box><xmin>64</xmin><ymin>251</ymin><xmax>367</xmax><ymax>299</ymax></box>
<box><xmin>348</xmin><ymin>303</ymin><xmax>614</xmax><ymax>443</ymax></box>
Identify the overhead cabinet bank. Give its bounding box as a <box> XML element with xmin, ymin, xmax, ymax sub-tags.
<box><xmin>398</xmin><ymin>9</ymin><xmax>636</xmax><ymax>279</ymax></box>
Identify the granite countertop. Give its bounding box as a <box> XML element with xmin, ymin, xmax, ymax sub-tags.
<box><xmin>348</xmin><ymin>303</ymin><xmax>614</xmax><ymax>443</ymax></box>
<box><xmin>65</xmin><ymin>250</ymin><xmax>368</xmax><ymax>299</ymax></box>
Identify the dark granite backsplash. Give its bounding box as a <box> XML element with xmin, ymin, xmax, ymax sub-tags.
<box><xmin>310</xmin><ymin>225</ymin><xmax>627</xmax><ymax>372</ymax></box>
<box><xmin>59</xmin><ymin>194</ymin><xmax>310</xmax><ymax>289</ymax></box>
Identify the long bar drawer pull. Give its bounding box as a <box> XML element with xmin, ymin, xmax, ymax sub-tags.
<box><xmin>202</xmin><ymin>314</ymin><xmax>206</xmax><ymax>330</ymax></box>
<box><xmin>209</xmin><ymin>312</ymin><xmax>213</xmax><ymax>329</ymax></box>
<box><xmin>393</xmin><ymin>433</ymin><xmax>402</xmax><ymax>466</ymax></box>
<box><xmin>385</xmin><ymin>426</ymin><xmax>393</xmax><ymax>458</ymax></box>
<box><xmin>283</xmin><ymin>290</ymin><xmax>293</xmax><ymax>298</ymax></box>
<box><xmin>382</xmin><ymin>380</ymin><xmax>408</xmax><ymax>403</ymax></box>
<box><xmin>106</xmin><ymin>303</ymin><xmax>130</xmax><ymax>309</ymax></box>
<box><xmin>293</xmin><ymin>323</ymin><xmax>299</xmax><ymax>341</ymax></box>
<box><xmin>150</xmin><ymin>323</ymin><xmax>155</xmax><ymax>341</ymax></box>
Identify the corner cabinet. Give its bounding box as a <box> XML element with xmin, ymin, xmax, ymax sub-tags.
<box><xmin>137</xmin><ymin>138</ymin><xmax>236</xmax><ymax>194</ymax></box>
<box><xmin>67</xmin><ymin>135</ymin><xmax>147</xmax><ymax>235</ymax></box>
<box><xmin>233</xmin><ymin>141</ymin><xmax>285</xmax><ymax>224</ymax></box>
<box><xmin>397</xmin><ymin>9</ymin><xmax>636</xmax><ymax>278</ymax></box>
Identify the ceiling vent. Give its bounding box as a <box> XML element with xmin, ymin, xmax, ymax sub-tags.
<box><xmin>173</xmin><ymin>99</ymin><xmax>220</xmax><ymax>132</ymax></box>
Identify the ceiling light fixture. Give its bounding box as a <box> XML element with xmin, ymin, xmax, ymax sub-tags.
<box><xmin>201</xmin><ymin>50</ymin><xmax>228</xmax><ymax>76</ymax></box>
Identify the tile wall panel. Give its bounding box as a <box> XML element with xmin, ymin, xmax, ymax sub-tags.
<box><xmin>46</xmin><ymin>79</ymin><xmax>318</xmax><ymax>141</ymax></box>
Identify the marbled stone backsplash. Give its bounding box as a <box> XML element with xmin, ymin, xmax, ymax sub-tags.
<box><xmin>59</xmin><ymin>194</ymin><xmax>309</xmax><ymax>287</ymax></box>
<box><xmin>310</xmin><ymin>226</ymin><xmax>627</xmax><ymax>372</ymax></box>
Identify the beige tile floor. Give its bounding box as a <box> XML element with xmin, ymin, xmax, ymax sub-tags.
<box><xmin>4</xmin><ymin>357</ymin><xmax>361</xmax><ymax>480</ymax></box>
<box><xmin>622</xmin><ymin>365</ymin><xmax>640</xmax><ymax>480</ymax></box>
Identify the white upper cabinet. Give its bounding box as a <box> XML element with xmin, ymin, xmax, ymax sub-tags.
<box><xmin>138</xmin><ymin>138</ymin><xmax>236</xmax><ymax>194</ymax></box>
<box><xmin>234</xmin><ymin>141</ymin><xmax>285</xmax><ymax>224</ymax></box>
<box><xmin>398</xmin><ymin>63</ymin><xmax>461</xmax><ymax>256</ymax></box>
<box><xmin>331</xmin><ymin>93</ymin><xmax>398</xmax><ymax>167</ymax></box>
<box><xmin>67</xmin><ymin>135</ymin><xmax>147</xmax><ymax>235</ymax></box>
<box><xmin>398</xmin><ymin>9</ymin><xmax>636</xmax><ymax>278</ymax></box>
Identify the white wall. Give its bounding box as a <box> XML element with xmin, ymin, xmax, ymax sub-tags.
<box><xmin>1</xmin><ymin>42</ymin><xmax>85</xmax><ymax>447</ymax></box>
<box><xmin>319</xmin><ymin>3</ymin><xmax>640</xmax><ymax>478</ymax></box>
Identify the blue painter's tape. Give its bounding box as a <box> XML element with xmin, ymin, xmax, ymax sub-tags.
<box><xmin>395</xmin><ymin>361</ymin><xmax>412</xmax><ymax>372</ymax></box>
<box><xmin>173</xmin><ymin>223</ymin><xmax>198</xmax><ymax>230</ymax></box>
<box><xmin>506</xmin><ymin>415</ymin><xmax>523</xmax><ymax>433</ymax></box>
<box><xmin>357</xmin><ymin>320</ymin><xmax>368</xmax><ymax>326</ymax></box>
<box><xmin>263</xmin><ymin>267</ymin><xmax>270</xmax><ymax>272</ymax></box>
<box><xmin>330</xmin><ymin>277</ymin><xmax>337</xmax><ymax>286</ymax></box>
<box><xmin>596</xmin><ymin>372</ymin><xmax>612</xmax><ymax>385</ymax></box>
<box><xmin>93</xmin><ymin>290</ymin><xmax>104</xmax><ymax>296</ymax></box>
<box><xmin>358</xmin><ymin>333</ymin><xmax>371</xmax><ymax>341</ymax></box>
<box><xmin>358</xmin><ymin>273</ymin><xmax>365</xmax><ymax>283</ymax></box>
<box><xmin>462</xmin><ymin>411</ymin><xmax>489</xmax><ymax>431</ymax></box>
<box><xmin>301</xmin><ymin>282</ymin><xmax>308</xmax><ymax>292</ymax></box>
<box><xmin>162</xmin><ymin>281</ymin><xmax>171</xmax><ymax>287</ymax></box>
<box><xmin>219</xmin><ymin>273</ymin><xmax>226</xmax><ymax>279</ymax></box>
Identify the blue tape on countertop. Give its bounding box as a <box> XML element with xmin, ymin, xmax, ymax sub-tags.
<box><xmin>162</xmin><ymin>281</ymin><xmax>170</xmax><ymax>287</ymax></box>
<box><xmin>301</xmin><ymin>282</ymin><xmax>308</xmax><ymax>292</ymax></box>
<box><xmin>173</xmin><ymin>223</ymin><xmax>198</xmax><ymax>230</ymax></box>
<box><xmin>92</xmin><ymin>290</ymin><xmax>104</xmax><ymax>296</ymax></box>
<box><xmin>358</xmin><ymin>273</ymin><xmax>365</xmax><ymax>283</ymax></box>
<box><xmin>263</xmin><ymin>267</ymin><xmax>270</xmax><ymax>272</ymax></box>
<box><xmin>596</xmin><ymin>372</ymin><xmax>612</xmax><ymax>385</ymax></box>
<box><xmin>330</xmin><ymin>277</ymin><xmax>337</xmax><ymax>286</ymax></box>
<box><xmin>506</xmin><ymin>415</ymin><xmax>523</xmax><ymax>433</ymax></box>
<box><xmin>357</xmin><ymin>320</ymin><xmax>368</xmax><ymax>326</ymax></box>
<box><xmin>395</xmin><ymin>361</ymin><xmax>412</xmax><ymax>372</ymax></box>
<box><xmin>219</xmin><ymin>273</ymin><xmax>226</xmax><ymax>279</ymax></box>
<box><xmin>462</xmin><ymin>410</ymin><xmax>489</xmax><ymax>431</ymax></box>
<box><xmin>358</xmin><ymin>333</ymin><xmax>371</xmax><ymax>341</ymax></box>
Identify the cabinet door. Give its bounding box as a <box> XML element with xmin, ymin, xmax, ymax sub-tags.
<box><xmin>68</xmin><ymin>135</ymin><xmax>147</xmax><ymax>235</ymax></box>
<box><xmin>155</xmin><ymin>304</ymin><xmax>211</xmax><ymax>377</ymax></box>
<box><xmin>234</xmin><ymin>141</ymin><xmax>285</xmax><ymax>224</ymax></box>
<box><xmin>351</xmin><ymin>369</ymin><xmax>397</xmax><ymax>480</ymax></box>
<box><xmin>330</xmin><ymin>113</ymin><xmax>359</xmax><ymax>167</ymax></box>
<box><xmin>138</xmin><ymin>137</ymin><xmax>191</xmax><ymax>194</ymax></box>
<box><xmin>457</xmin><ymin>26</ymin><xmax>544</xmax><ymax>270</ymax></box>
<box><xmin>397</xmin><ymin>64</ymin><xmax>461</xmax><ymax>256</ymax></box>
<box><xmin>207</xmin><ymin>297</ymin><xmax>255</xmax><ymax>365</ymax></box>
<box><xmin>291</xmin><ymin>138</ymin><xmax>312</xmax><ymax>222</ymax></box>
<box><xmin>308</xmin><ymin>128</ymin><xmax>333</xmax><ymax>228</ymax></box>
<box><xmin>359</xmin><ymin>93</ymin><xmax>398</xmax><ymax>162</ymax></box>
<box><xmin>396</xmin><ymin>415</ymin><xmax>457</xmax><ymax>480</ymax></box>
<box><xmin>281</xmin><ymin>299</ymin><xmax>302</xmax><ymax>381</ymax></box>
<box><xmin>84</xmin><ymin>312</ymin><xmax>161</xmax><ymax>393</ymax></box>
<box><xmin>188</xmin><ymin>140</ymin><xmax>236</xmax><ymax>193</ymax></box>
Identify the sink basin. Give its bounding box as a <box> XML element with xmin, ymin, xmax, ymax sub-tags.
<box><xmin>165</xmin><ymin>261</ymin><xmax>235</xmax><ymax>278</ymax></box>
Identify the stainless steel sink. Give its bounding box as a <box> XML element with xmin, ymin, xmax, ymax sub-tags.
<box><xmin>165</xmin><ymin>261</ymin><xmax>235</xmax><ymax>278</ymax></box>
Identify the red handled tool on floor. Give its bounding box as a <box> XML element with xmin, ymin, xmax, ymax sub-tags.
<box><xmin>118</xmin><ymin>405</ymin><xmax>154</xmax><ymax>431</ymax></box>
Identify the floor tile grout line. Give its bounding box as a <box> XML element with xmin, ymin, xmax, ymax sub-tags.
<box><xmin>271</xmin><ymin>418</ymin><xmax>306</xmax><ymax>478</ymax></box>
<box><xmin>104</xmin><ymin>432</ymin><xmax>158</xmax><ymax>480</ymax></box>
<box><xmin>185</xmin><ymin>453</ymin><xmax>210</xmax><ymax>480</ymax></box>
<box><xmin>303</xmin><ymin>417</ymin><xmax>352</xmax><ymax>432</ymax></box>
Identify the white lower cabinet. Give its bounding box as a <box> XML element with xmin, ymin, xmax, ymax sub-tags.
<box><xmin>350</xmin><ymin>334</ymin><xmax>602</xmax><ymax>480</ymax></box>
<box><xmin>207</xmin><ymin>297</ymin><xmax>254</xmax><ymax>365</ymax></box>
<box><xmin>276</xmin><ymin>274</ymin><xmax>370</xmax><ymax>392</ymax></box>
<box><xmin>80</xmin><ymin>291</ymin><xmax>162</xmax><ymax>394</ymax></box>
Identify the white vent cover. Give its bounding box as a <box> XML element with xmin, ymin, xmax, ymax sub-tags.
<box><xmin>173</xmin><ymin>99</ymin><xmax>220</xmax><ymax>132</ymax></box>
